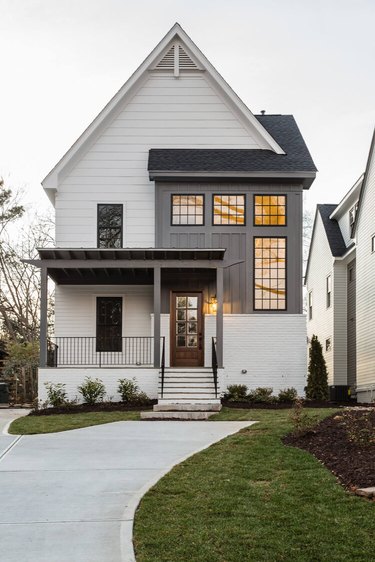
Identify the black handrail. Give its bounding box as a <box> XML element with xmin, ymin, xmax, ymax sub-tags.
<box><xmin>160</xmin><ymin>336</ymin><xmax>165</xmax><ymax>398</ymax></box>
<box><xmin>212</xmin><ymin>337</ymin><xmax>218</xmax><ymax>398</ymax></box>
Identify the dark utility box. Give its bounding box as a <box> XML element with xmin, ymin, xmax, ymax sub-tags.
<box><xmin>329</xmin><ymin>385</ymin><xmax>351</xmax><ymax>402</ymax></box>
<box><xmin>0</xmin><ymin>382</ymin><xmax>9</xmax><ymax>404</ymax></box>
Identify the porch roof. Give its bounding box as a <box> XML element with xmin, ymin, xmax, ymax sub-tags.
<box><xmin>24</xmin><ymin>247</ymin><xmax>226</xmax><ymax>284</ymax></box>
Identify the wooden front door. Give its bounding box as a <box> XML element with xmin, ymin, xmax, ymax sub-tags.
<box><xmin>171</xmin><ymin>292</ymin><xmax>204</xmax><ymax>367</ymax></box>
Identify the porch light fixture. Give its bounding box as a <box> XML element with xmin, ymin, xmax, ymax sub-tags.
<box><xmin>208</xmin><ymin>295</ymin><xmax>217</xmax><ymax>314</ymax></box>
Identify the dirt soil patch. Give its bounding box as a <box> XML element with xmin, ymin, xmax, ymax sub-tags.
<box><xmin>283</xmin><ymin>409</ymin><xmax>375</xmax><ymax>489</ymax></box>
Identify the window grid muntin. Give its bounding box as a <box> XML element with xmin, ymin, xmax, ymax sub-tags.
<box><xmin>254</xmin><ymin>194</ymin><xmax>287</xmax><ymax>226</ymax></box>
<box><xmin>171</xmin><ymin>194</ymin><xmax>204</xmax><ymax>225</ymax></box>
<box><xmin>97</xmin><ymin>204</ymin><xmax>123</xmax><ymax>248</ymax></box>
<box><xmin>254</xmin><ymin>237</ymin><xmax>287</xmax><ymax>311</ymax></box>
<box><xmin>212</xmin><ymin>194</ymin><xmax>246</xmax><ymax>225</ymax></box>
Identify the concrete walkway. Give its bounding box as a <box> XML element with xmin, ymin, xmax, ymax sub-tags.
<box><xmin>0</xmin><ymin>408</ymin><xmax>30</xmax><ymax>457</ymax></box>
<box><xmin>0</xmin><ymin>419</ymin><xmax>255</xmax><ymax>562</ymax></box>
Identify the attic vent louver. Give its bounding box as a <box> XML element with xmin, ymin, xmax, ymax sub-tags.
<box><xmin>154</xmin><ymin>43</ymin><xmax>199</xmax><ymax>76</ymax></box>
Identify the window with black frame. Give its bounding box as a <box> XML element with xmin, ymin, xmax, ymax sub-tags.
<box><xmin>97</xmin><ymin>204</ymin><xmax>123</xmax><ymax>248</ymax></box>
<box><xmin>96</xmin><ymin>297</ymin><xmax>122</xmax><ymax>352</ymax></box>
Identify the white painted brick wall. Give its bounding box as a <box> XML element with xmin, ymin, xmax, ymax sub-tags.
<box><xmin>39</xmin><ymin>367</ymin><xmax>159</xmax><ymax>402</ymax></box>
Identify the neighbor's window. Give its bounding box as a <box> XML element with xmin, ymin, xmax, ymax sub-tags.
<box><xmin>213</xmin><ymin>194</ymin><xmax>245</xmax><ymax>225</ymax></box>
<box><xmin>326</xmin><ymin>274</ymin><xmax>332</xmax><ymax>308</ymax></box>
<box><xmin>325</xmin><ymin>337</ymin><xmax>332</xmax><ymax>352</ymax></box>
<box><xmin>97</xmin><ymin>204</ymin><xmax>123</xmax><ymax>248</ymax></box>
<box><xmin>349</xmin><ymin>203</ymin><xmax>358</xmax><ymax>227</ymax></box>
<box><xmin>254</xmin><ymin>237</ymin><xmax>286</xmax><ymax>310</ymax></box>
<box><xmin>254</xmin><ymin>195</ymin><xmax>286</xmax><ymax>226</ymax></box>
<box><xmin>372</xmin><ymin>235</ymin><xmax>375</xmax><ymax>253</ymax></box>
<box><xmin>308</xmin><ymin>291</ymin><xmax>313</xmax><ymax>320</ymax></box>
<box><xmin>171</xmin><ymin>195</ymin><xmax>204</xmax><ymax>225</ymax></box>
<box><xmin>96</xmin><ymin>297</ymin><xmax>122</xmax><ymax>352</ymax></box>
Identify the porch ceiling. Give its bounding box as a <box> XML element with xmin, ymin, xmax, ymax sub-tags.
<box><xmin>25</xmin><ymin>248</ymin><xmax>226</xmax><ymax>285</ymax></box>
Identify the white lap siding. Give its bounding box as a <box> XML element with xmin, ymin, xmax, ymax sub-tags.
<box><xmin>54</xmin><ymin>285</ymin><xmax>153</xmax><ymax>338</ymax></box>
<box><xmin>55</xmin><ymin>73</ymin><xmax>262</xmax><ymax>248</ymax></box>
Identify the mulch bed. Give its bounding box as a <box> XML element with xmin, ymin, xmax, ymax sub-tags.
<box><xmin>30</xmin><ymin>400</ymin><xmax>156</xmax><ymax>416</ymax></box>
<box><xmin>221</xmin><ymin>400</ymin><xmax>354</xmax><ymax>409</ymax></box>
<box><xmin>283</xmin><ymin>409</ymin><xmax>375</xmax><ymax>490</ymax></box>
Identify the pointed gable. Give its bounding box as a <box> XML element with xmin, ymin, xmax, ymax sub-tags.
<box><xmin>43</xmin><ymin>23</ymin><xmax>285</xmax><ymax>197</ymax></box>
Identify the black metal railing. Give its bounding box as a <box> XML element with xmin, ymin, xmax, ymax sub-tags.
<box><xmin>160</xmin><ymin>336</ymin><xmax>165</xmax><ymax>398</ymax></box>
<box><xmin>46</xmin><ymin>337</ymin><xmax>157</xmax><ymax>367</ymax></box>
<box><xmin>212</xmin><ymin>336</ymin><xmax>218</xmax><ymax>398</ymax></box>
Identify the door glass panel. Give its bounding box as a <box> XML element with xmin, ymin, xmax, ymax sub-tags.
<box><xmin>187</xmin><ymin>297</ymin><xmax>198</xmax><ymax>308</ymax></box>
<box><xmin>188</xmin><ymin>321</ymin><xmax>197</xmax><ymax>334</ymax></box>
<box><xmin>187</xmin><ymin>310</ymin><xmax>197</xmax><ymax>320</ymax></box>
<box><xmin>177</xmin><ymin>297</ymin><xmax>187</xmax><ymax>308</ymax></box>
<box><xmin>177</xmin><ymin>322</ymin><xmax>186</xmax><ymax>334</ymax></box>
<box><xmin>177</xmin><ymin>336</ymin><xmax>186</xmax><ymax>347</ymax></box>
<box><xmin>177</xmin><ymin>309</ymin><xmax>186</xmax><ymax>321</ymax></box>
<box><xmin>187</xmin><ymin>336</ymin><xmax>197</xmax><ymax>347</ymax></box>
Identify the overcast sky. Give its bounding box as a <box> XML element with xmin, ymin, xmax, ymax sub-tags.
<box><xmin>0</xmin><ymin>0</ymin><xmax>374</xmax><ymax>216</ymax></box>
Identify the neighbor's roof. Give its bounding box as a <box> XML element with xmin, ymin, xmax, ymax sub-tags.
<box><xmin>317</xmin><ymin>204</ymin><xmax>348</xmax><ymax>257</ymax></box>
<box><xmin>148</xmin><ymin>115</ymin><xmax>317</xmax><ymax>186</ymax></box>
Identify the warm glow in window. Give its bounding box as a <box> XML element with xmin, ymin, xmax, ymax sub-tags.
<box><xmin>213</xmin><ymin>194</ymin><xmax>245</xmax><ymax>225</ymax></box>
<box><xmin>254</xmin><ymin>237</ymin><xmax>286</xmax><ymax>310</ymax></box>
<box><xmin>172</xmin><ymin>195</ymin><xmax>204</xmax><ymax>225</ymax></box>
<box><xmin>254</xmin><ymin>195</ymin><xmax>286</xmax><ymax>225</ymax></box>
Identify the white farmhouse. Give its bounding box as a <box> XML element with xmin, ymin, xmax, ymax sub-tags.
<box><xmin>28</xmin><ymin>24</ymin><xmax>317</xmax><ymax>409</ymax></box>
<box><xmin>306</xmin><ymin>130</ymin><xmax>375</xmax><ymax>403</ymax></box>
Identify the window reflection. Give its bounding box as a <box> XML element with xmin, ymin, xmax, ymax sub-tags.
<box><xmin>213</xmin><ymin>194</ymin><xmax>245</xmax><ymax>225</ymax></box>
<box><xmin>254</xmin><ymin>238</ymin><xmax>286</xmax><ymax>310</ymax></box>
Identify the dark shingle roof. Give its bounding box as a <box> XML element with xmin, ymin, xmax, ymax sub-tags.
<box><xmin>317</xmin><ymin>204</ymin><xmax>348</xmax><ymax>257</ymax></box>
<box><xmin>148</xmin><ymin>115</ymin><xmax>317</xmax><ymax>177</ymax></box>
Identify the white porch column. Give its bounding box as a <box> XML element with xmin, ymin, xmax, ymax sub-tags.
<box><xmin>153</xmin><ymin>266</ymin><xmax>161</xmax><ymax>367</ymax></box>
<box><xmin>39</xmin><ymin>266</ymin><xmax>48</xmax><ymax>368</ymax></box>
<box><xmin>216</xmin><ymin>267</ymin><xmax>224</xmax><ymax>367</ymax></box>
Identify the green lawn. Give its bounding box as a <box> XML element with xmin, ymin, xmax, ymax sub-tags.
<box><xmin>134</xmin><ymin>408</ymin><xmax>375</xmax><ymax>562</ymax></box>
<box><xmin>9</xmin><ymin>410</ymin><xmax>140</xmax><ymax>434</ymax></box>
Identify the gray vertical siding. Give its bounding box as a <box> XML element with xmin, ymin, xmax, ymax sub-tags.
<box><xmin>347</xmin><ymin>259</ymin><xmax>357</xmax><ymax>390</ymax></box>
<box><xmin>155</xmin><ymin>181</ymin><xmax>304</xmax><ymax>314</ymax></box>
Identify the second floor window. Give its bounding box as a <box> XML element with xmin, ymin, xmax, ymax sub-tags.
<box><xmin>97</xmin><ymin>204</ymin><xmax>123</xmax><ymax>248</ymax></box>
<box><xmin>213</xmin><ymin>194</ymin><xmax>245</xmax><ymax>225</ymax></box>
<box><xmin>254</xmin><ymin>195</ymin><xmax>286</xmax><ymax>226</ymax></box>
<box><xmin>171</xmin><ymin>195</ymin><xmax>204</xmax><ymax>225</ymax></box>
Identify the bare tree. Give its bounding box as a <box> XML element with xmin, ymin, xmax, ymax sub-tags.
<box><xmin>0</xmin><ymin>178</ymin><xmax>24</xmax><ymax>236</ymax></box>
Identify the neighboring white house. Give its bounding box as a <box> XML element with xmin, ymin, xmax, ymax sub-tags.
<box><xmin>28</xmin><ymin>23</ymin><xmax>317</xmax><ymax>404</ymax></box>
<box><xmin>306</xmin><ymin>129</ymin><xmax>375</xmax><ymax>403</ymax></box>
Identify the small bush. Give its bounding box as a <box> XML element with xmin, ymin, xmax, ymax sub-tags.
<box><xmin>289</xmin><ymin>398</ymin><xmax>318</xmax><ymax>435</ymax></box>
<box><xmin>278</xmin><ymin>387</ymin><xmax>298</xmax><ymax>403</ymax></box>
<box><xmin>222</xmin><ymin>384</ymin><xmax>248</xmax><ymax>402</ymax></box>
<box><xmin>44</xmin><ymin>381</ymin><xmax>68</xmax><ymax>407</ymax></box>
<box><xmin>77</xmin><ymin>377</ymin><xmax>106</xmax><ymax>405</ymax></box>
<box><xmin>118</xmin><ymin>378</ymin><xmax>150</xmax><ymax>405</ymax></box>
<box><xmin>248</xmin><ymin>387</ymin><xmax>275</xmax><ymax>403</ymax></box>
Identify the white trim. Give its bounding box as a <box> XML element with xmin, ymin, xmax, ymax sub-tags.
<box><xmin>329</xmin><ymin>175</ymin><xmax>363</xmax><ymax>219</ymax></box>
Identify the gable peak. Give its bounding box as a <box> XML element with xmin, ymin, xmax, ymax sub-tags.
<box><xmin>153</xmin><ymin>40</ymin><xmax>202</xmax><ymax>75</ymax></box>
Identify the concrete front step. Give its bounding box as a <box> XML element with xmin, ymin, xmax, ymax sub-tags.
<box><xmin>154</xmin><ymin>403</ymin><xmax>222</xmax><ymax>412</ymax></box>
<box><xmin>157</xmin><ymin>398</ymin><xmax>221</xmax><ymax>404</ymax></box>
<box><xmin>159</xmin><ymin>394</ymin><xmax>218</xmax><ymax>400</ymax></box>
<box><xmin>140</xmin><ymin>411</ymin><xmax>217</xmax><ymax>420</ymax></box>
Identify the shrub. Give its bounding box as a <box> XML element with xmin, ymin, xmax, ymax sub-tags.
<box><xmin>248</xmin><ymin>387</ymin><xmax>275</xmax><ymax>403</ymax></box>
<box><xmin>118</xmin><ymin>378</ymin><xmax>151</xmax><ymax>405</ymax></box>
<box><xmin>44</xmin><ymin>381</ymin><xmax>68</xmax><ymax>407</ymax></box>
<box><xmin>289</xmin><ymin>398</ymin><xmax>318</xmax><ymax>435</ymax></box>
<box><xmin>222</xmin><ymin>384</ymin><xmax>248</xmax><ymax>402</ymax></box>
<box><xmin>278</xmin><ymin>387</ymin><xmax>298</xmax><ymax>403</ymax></box>
<box><xmin>77</xmin><ymin>377</ymin><xmax>106</xmax><ymax>405</ymax></box>
<box><xmin>305</xmin><ymin>335</ymin><xmax>329</xmax><ymax>401</ymax></box>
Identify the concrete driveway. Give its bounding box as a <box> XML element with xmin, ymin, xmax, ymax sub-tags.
<box><xmin>0</xmin><ymin>418</ymin><xmax>254</xmax><ymax>562</ymax></box>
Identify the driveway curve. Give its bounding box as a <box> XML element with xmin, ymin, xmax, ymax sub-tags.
<box><xmin>0</xmin><ymin>420</ymin><xmax>254</xmax><ymax>562</ymax></box>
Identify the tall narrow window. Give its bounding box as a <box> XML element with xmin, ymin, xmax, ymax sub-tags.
<box><xmin>213</xmin><ymin>194</ymin><xmax>245</xmax><ymax>225</ymax></box>
<box><xmin>372</xmin><ymin>235</ymin><xmax>375</xmax><ymax>253</ymax></box>
<box><xmin>254</xmin><ymin>238</ymin><xmax>286</xmax><ymax>310</ymax></box>
<box><xmin>97</xmin><ymin>204</ymin><xmax>123</xmax><ymax>248</ymax></box>
<box><xmin>308</xmin><ymin>291</ymin><xmax>313</xmax><ymax>320</ymax></box>
<box><xmin>326</xmin><ymin>274</ymin><xmax>332</xmax><ymax>308</ymax></box>
<box><xmin>171</xmin><ymin>195</ymin><xmax>204</xmax><ymax>225</ymax></box>
<box><xmin>96</xmin><ymin>297</ymin><xmax>122</xmax><ymax>352</ymax></box>
<box><xmin>254</xmin><ymin>195</ymin><xmax>286</xmax><ymax>225</ymax></box>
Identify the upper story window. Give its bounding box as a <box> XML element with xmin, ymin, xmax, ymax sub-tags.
<box><xmin>308</xmin><ymin>291</ymin><xmax>313</xmax><ymax>320</ymax></box>
<box><xmin>254</xmin><ymin>195</ymin><xmax>286</xmax><ymax>226</ymax></box>
<box><xmin>254</xmin><ymin>237</ymin><xmax>286</xmax><ymax>310</ymax></box>
<box><xmin>97</xmin><ymin>204</ymin><xmax>123</xmax><ymax>248</ymax></box>
<box><xmin>171</xmin><ymin>195</ymin><xmax>204</xmax><ymax>225</ymax></box>
<box><xmin>326</xmin><ymin>274</ymin><xmax>332</xmax><ymax>308</ymax></box>
<box><xmin>349</xmin><ymin>203</ymin><xmax>358</xmax><ymax>228</ymax></box>
<box><xmin>213</xmin><ymin>194</ymin><xmax>245</xmax><ymax>225</ymax></box>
